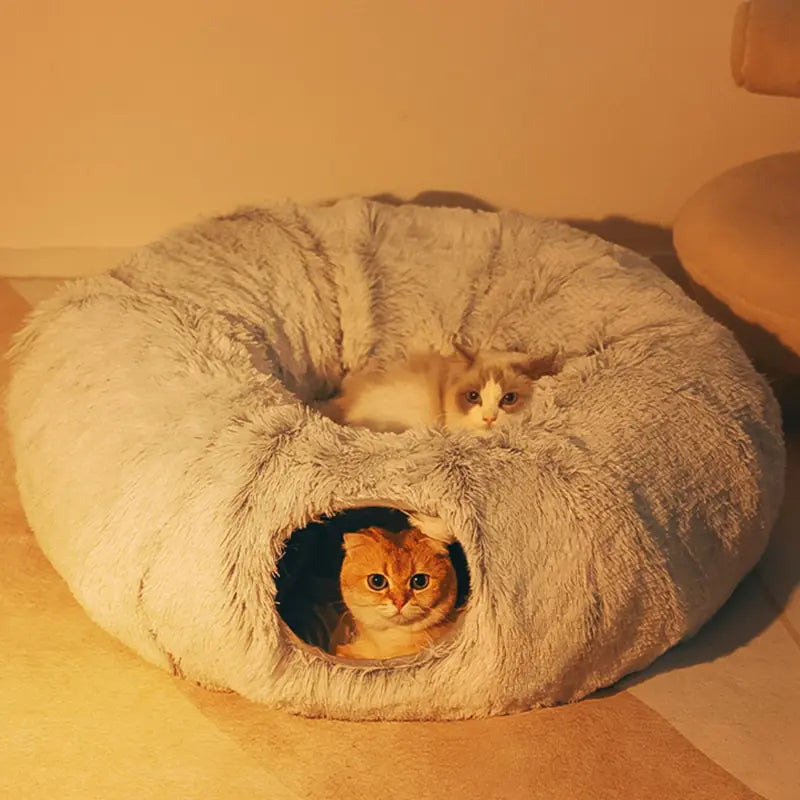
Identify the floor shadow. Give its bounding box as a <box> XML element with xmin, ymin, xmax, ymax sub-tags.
<box><xmin>607</xmin><ymin>574</ymin><xmax>786</xmax><ymax>694</ymax></box>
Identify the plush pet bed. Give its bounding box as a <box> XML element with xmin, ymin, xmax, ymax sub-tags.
<box><xmin>6</xmin><ymin>198</ymin><xmax>785</xmax><ymax>721</ymax></box>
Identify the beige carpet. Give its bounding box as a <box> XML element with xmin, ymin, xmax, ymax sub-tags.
<box><xmin>2</xmin><ymin>278</ymin><xmax>798</xmax><ymax>800</ymax></box>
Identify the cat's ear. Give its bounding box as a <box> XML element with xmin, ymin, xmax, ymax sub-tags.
<box><xmin>516</xmin><ymin>352</ymin><xmax>560</xmax><ymax>380</ymax></box>
<box><xmin>421</xmin><ymin>534</ymin><xmax>451</xmax><ymax>556</ymax></box>
<box><xmin>452</xmin><ymin>339</ymin><xmax>477</xmax><ymax>365</ymax></box>
<box><xmin>342</xmin><ymin>527</ymin><xmax>381</xmax><ymax>553</ymax></box>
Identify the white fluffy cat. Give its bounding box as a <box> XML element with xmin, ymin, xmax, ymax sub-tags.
<box><xmin>318</xmin><ymin>345</ymin><xmax>558</xmax><ymax>436</ymax></box>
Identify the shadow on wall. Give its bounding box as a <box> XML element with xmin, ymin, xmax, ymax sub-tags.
<box><xmin>369</xmin><ymin>190</ymin><xmax>497</xmax><ymax>212</ymax></box>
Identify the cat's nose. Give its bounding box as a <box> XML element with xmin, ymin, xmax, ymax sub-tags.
<box><xmin>483</xmin><ymin>415</ymin><xmax>496</xmax><ymax>424</ymax></box>
<box><xmin>392</xmin><ymin>596</ymin><xmax>406</xmax><ymax>611</ymax></box>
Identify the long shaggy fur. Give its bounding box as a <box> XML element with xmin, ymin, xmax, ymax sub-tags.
<box><xmin>5</xmin><ymin>198</ymin><xmax>785</xmax><ymax>720</ymax></box>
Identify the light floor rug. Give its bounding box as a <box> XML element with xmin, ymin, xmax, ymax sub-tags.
<box><xmin>2</xmin><ymin>277</ymin><xmax>799</xmax><ymax>799</ymax></box>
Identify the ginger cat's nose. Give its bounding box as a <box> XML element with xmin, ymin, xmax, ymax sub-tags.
<box><xmin>483</xmin><ymin>415</ymin><xmax>496</xmax><ymax>424</ymax></box>
<box><xmin>392</xmin><ymin>595</ymin><xmax>406</xmax><ymax>611</ymax></box>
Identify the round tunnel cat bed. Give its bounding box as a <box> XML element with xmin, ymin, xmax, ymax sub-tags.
<box><xmin>6</xmin><ymin>198</ymin><xmax>785</xmax><ymax>720</ymax></box>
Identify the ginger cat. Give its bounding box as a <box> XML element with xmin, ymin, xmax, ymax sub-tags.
<box><xmin>319</xmin><ymin>345</ymin><xmax>558</xmax><ymax>435</ymax></box>
<box><xmin>334</xmin><ymin>526</ymin><xmax>457</xmax><ymax>660</ymax></box>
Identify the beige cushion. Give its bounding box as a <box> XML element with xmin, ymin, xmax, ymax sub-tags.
<box><xmin>674</xmin><ymin>152</ymin><xmax>800</xmax><ymax>371</ymax></box>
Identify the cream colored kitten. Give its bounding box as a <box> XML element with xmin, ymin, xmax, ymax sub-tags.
<box><xmin>319</xmin><ymin>346</ymin><xmax>557</xmax><ymax>435</ymax></box>
<box><xmin>334</xmin><ymin>526</ymin><xmax>457</xmax><ymax>660</ymax></box>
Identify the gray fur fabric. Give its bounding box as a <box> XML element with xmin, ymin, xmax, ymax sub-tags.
<box><xmin>6</xmin><ymin>198</ymin><xmax>785</xmax><ymax>721</ymax></box>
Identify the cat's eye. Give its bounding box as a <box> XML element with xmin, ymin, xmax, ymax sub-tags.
<box><xmin>501</xmin><ymin>392</ymin><xmax>518</xmax><ymax>406</ymax></box>
<box><xmin>410</xmin><ymin>573</ymin><xmax>430</xmax><ymax>590</ymax></box>
<box><xmin>367</xmin><ymin>573</ymin><xmax>387</xmax><ymax>591</ymax></box>
<box><xmin>465</xmin><ymin>390</ymin><xmax>481</xmax><ymax>405</ymax></box>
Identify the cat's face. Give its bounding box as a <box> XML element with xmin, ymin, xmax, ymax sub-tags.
<box><xmin>443</xmin><ymin>350</ymin><xmax>556</xmax><ymax>435</ymax></box>
<box><xmin>339</xmin><ymin>526</ymin><xmax>457</xmax><ymax>634</ymax></box>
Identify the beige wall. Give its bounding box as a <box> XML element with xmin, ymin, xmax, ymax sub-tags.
<box><xmin>2</xmin><ymin>0</ymin><xmax>799</xmax><ymax>266</ymax></box>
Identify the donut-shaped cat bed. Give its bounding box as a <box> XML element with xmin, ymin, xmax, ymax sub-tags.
<box><xmin>6</xmin><ymin>198</ymin><xmax>785</xmax><ymax>721</ymax></box>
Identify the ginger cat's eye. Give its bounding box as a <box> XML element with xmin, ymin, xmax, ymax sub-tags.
<box><xmin>501</xmin><ymin>392</ymin><xmax>518</xmax><ymax>406</ymax></box>
<box><xmin>410</xmin><ymin>573</ymin><xmax>430</xmax><ymax>590</ymax></box>
<box><xmin>367</xmin><ymin>573</ymin><xmax>387</xmax><ymax>591</ymax></box>
<box><xmin>465</xmin><ymin>390</ymin><xmax>480</xmax><ymax>404</ymax></box>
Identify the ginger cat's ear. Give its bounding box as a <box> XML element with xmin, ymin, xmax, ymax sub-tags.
<box><xmin>410</xmin><ymin>529</ymin><xmax>450</xmax><ymax>556</ymax></box>
<box><xmin>425</xmin><ymin>536</ymin><xmax>450</xmax><ymax>556</ymax></box>
<box><xmin>342</xmin><ymin>527</ymin><xmax>382</xmax><ymax>553</ymax></box>
<box><xmin>517</xmin><ymin>352</ymin><xmax>560</xmax><ymax>380</ymax></box>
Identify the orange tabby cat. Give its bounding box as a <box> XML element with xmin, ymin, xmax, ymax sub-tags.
<box><xmin>334</xmin><ymin>526</ymin><xmax>458</xmax><ymax>660</ymax></box>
